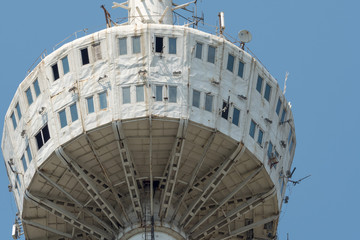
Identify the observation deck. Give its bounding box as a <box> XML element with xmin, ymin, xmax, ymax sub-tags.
<box><xmin>2</xmin><ymin>1</ymin><xmax>296</xmax><ymax>240</ymax></box>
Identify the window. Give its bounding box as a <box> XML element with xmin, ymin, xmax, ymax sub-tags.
<box><xmin>276</xmin><ymin>98</ymin><xmax>282</xmax><ymax>116</ymax></box>
<box><xmin>86</xmin><ymin>96</ymin><xmax>94</xmax><ymax>113</ymax></box>
<box><xmin>207</xmin><ymin>46</ymin><xmax>216</xmax><ymax>64</ymax></box>
<box><xmin>33</xmin><ymin>79</ymin><xmax>41</xmax><ymax>97</ymax></box>
<box><xmin>132</xmin><ymin>36</ymin><xmax>141</xmax><ymax>54</ymax></box>
<box><xmin>192</xmin><ymin>90</ymin><xmax>200</xmax><ymax>108</ymax></box>
<box><xmin>16</xmin><ymin>174</ymin><xmax>22</xmax><ymax>190</ymax></box>
<box><xmin>155</xmin><ymin>37</ymin><xmax>164</xmax><ymax>53</ymax></box>
<box><xmin>264</xmin><ymin>83</ymin><xmax>272</xmax><ymax>102</ymax></box>
<box><xmin>136</xmin><ymin>85</ymin><xmax>144</xmax><ymax>102</ymax></box>
<box><xmin>62</xmin><ymin>56</ymin><xmax>70</xmax><ymax>75</ymax></box>
<box><xmin>35</xmin><ymin>124</ymin><xmax>50</xmax><ymax>150</ymax></box>
<box><xmin>155</xmin><ymin>85</ymin><xmax>163</xmax><ymax>101</ymax></box>
<box><xmin>257</xmin><ymin>129</ymin><xmax>264</xmax><ymax>146</ymax></box>
<box><xmin>280</xmin><ymin>109</ymin><xmax>286</xmax><ymax>123</ymax></box>
<box><xmin>59</xmin><ymin>109</ymin><xmax>67</xmax><ymax>128</ymax></box>
<box><xmin>10</xmin><ymin>113</ymin><xmax>17</xmax><ymax>129</ymax></box>
<box><xmin>70</xmin><ymin>103</ymin><xmax>78</xmax><ymax>122</ymax></box>
<box><xmin>123</xmin><ymin>87</ymin><xmax>131</xmax><ymax>104</ymax></box>
<box><xmin>21</xmin><ymin>155</ymin><xmax>27</xmax><ymax>171</ymax></box>
<box><xmin>99</xmin><ymin>92</ymin><xmax>107</xmax><ymax>110</ymax></box>
<box><xmin>119</xmin><ymin>37</ymin><xmax>127</xmax><ymax>55</ymax></box>
<box><xmin>205</xmin><ymin>94</ymin><xmax>213</xmax><ymax>112</ymax></box>
<box><xmin>221</xmin><ymin>101</ymin><xmax>229</xmax><ymax>120</ymax></box>
<box><xmin>26</xmin><ymin>145</ymin><xmax>32</xmax><ymax>164</ymax></box>
<box><xmin>52</xmin><ymin>63</ymin><xmax>60</xmax><ymax>80</ymax></box>
<box><xmin>289</xmin><ymin>139</ymin><xmax>294</xmax><ymax>153</ymax></box>
<box><xmin>92</xmin><ymin>43</ymin><xmax>102</xmax><ymax>61</ymax></box>
<box><xmin>15</xmin><ymin>103</ymin><xmax>22</xmax><ymax>120</ymax></box>
<box><xmin>288</xmin><ymin>129</ymin><xmax>292</xmax><ymax>144</ymax></box>
<box><xmin>169</xmin><ymin>37</ymin><xmax>176</xmax><ymax>54</ymax></box>
<box><xmin>81</xmin><ymin>48</ymin><xmax>90</xmax><ymax>65</ymax></box>
<box><xmin>25</xmin><ymin>87</ymin><xmax>33</xmax><ymax>106</ymax></box>
<box><xmin>238</xmin><ymin>61</ymin><xmax>244</xmax><ymax>78</ymax></box>
<box><xmin>249</xmin><ymin>120</ymin><xmax>256</xmax><ymax>138</ymax></box>
<box><xmin>267</xmin><ymin>141</ymin><xmax>273</xmax><ymax>159</ymax></box>
<box><xmin>232</xmin><ymin>107</ymin><xmax>240</xmax><ymax>126</ymax></box>
<box><xmin>227</xmin><ymin>54</ymin><xmax>235</xmax><ymax>72</ymax></box>
<box><xmin>256</xmin><ymin>76</ymin><xmax>263</xmax><ymax>93</ymax></box>
<box><xmin>195</xmin><ymin>43</ymin><xmax>203</xmax><ymax>59</ymax></box>
<box><xmin>169</xmin><ymin>86</ymin><xmax>177</xmax><ymax>103</ymax></box>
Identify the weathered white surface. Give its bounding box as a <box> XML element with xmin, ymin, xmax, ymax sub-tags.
<box><xmin>2</xmin><ymin>22</ymin><xmax>295</xmax><ymax>240</ymax></box>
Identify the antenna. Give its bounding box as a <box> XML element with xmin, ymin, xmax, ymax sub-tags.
<box><xmin>219</xmin><ymin>12</ymin><xmax>225</xmax><ymax>35</ymax></box>
<box><xmin>283</xmin><ymin>72</ymin><xmax>289</xmax><ymax>94</ymax></box>
<box><xmin>238</xmin><ymin>30</ymin><xmax>252</xmax><ymax>49</ymax></box>
<box><xmin>288</xmin><ymin>175</ymin><xmax>311</xmax><ymax>186</ymax></box>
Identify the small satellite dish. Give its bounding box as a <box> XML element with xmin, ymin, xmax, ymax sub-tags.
<box><xmin>238</xmin><ymin>30</ymin><xmax>252</xmax><ymax>43</ymax></box>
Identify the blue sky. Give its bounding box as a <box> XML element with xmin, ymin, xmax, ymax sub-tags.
<box><xmin>0</xmin><ymin>0</ymin><xmax>359</xmax><ymax>239</ymax></box>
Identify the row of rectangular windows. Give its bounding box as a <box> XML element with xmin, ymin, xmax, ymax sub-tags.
<box><xmin>195</xmin><ymin>42</ymin><xmax>245</xmax><ymax>78</ymax></box>
<box><xmin>10</xmin><ymin>79</ymin><xmax>41</xmax><ymax>130</ymax></box>
<box><xmin>257</xmin><ymin>75</ymin><xmax>290</xmax><ymax>125</ymax></box>
<box><xmin>249</xmin><ymin>119</ymin><xmax>294</xmax><ymax>169</ymax></box>
<box><xmin>256</xmin><ymin>75</ymin><xmax>272</xmax><ymax>102</ymax></box>
<box><xmin>192</xmin><ymin>90</ymin><xmax>241</xmax><ymax>126</ymax></box>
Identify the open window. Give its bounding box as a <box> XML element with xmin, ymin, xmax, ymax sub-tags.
<box><xmin>155</xmin><ymin>36</ymin><xmax>164</xmax><ymax>53</ymax></box>
<box><xmin>35</xmin><ymin>124</ymin><xmax>50</xmax><ymax>150</ymax></box>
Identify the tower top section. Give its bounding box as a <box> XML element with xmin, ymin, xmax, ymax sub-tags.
<box><xmin>113</xmin><ymin>0</ymin><xmax>174</xmax><ymax>25</ymax></box>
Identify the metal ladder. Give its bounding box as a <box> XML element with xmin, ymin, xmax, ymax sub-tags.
<box><xmin>143</xmin><ymin>184</ymin><xmax>155</xmax><ymax>240</ymax></box>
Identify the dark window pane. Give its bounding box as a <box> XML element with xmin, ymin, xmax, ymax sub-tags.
<box><xmin>227</xmin><ymin>54</ymin><xmax>234</xmax><ymax>72</ymax></box>
<box><xmin>155</xmin><ymin>37</ymin><xmax>164</xmax><ymax>53</ymax></box>
<box><xmin>21</xmin><ymin>155</ymin><xmax>27</xmax><ymax>171</ymax></box>
<box><xmin>207</xmin><ymin>46</ymin><xmax>216</xmax><ymax>63</ymax></box>
<box><xmin>264</xmin><ymin>83</ymin><xmax>271</xmax><ymax>101</ymax></box>
<box><xmin>15</xmin><ymin>103</ymin><xmax>21</xmax><ymax>120</ymax></box>
<box><xmin>25</xmin><ymin>87</ymin><xmax>33</xmax><ymax>105</ymax></box>
<box><xmin>280</xmin><ymin>109</ymin><xmax>286</xmax><ymax>123</ymax></box>
<box><xmin>249</xmin><ymin>120</ymin><xmax>256</xmax><ymax>138</ymax></box>
<box><xmin>192</xmin><ymin>90</ymin><xmax>200</xmax><ymax>108</ymax></box>
<box><xmin>119</xmin><ymin>37</ymin><xmax>127</xmax><ymax>55</ymax></box>
<box><xmin>123</xmin><ymin>87</ymin><xmax>131</xmax><ymax>104</ymax></box>
<box><xmin>195</xmin><ymin>43</ymin><xmax>202</xmax><ymax>59</ymax></box>
<box><xmin>52</xmin><ymin>63</ymin><xmax>60</xmax><ymax>80</ymax></box>
<box><xmin>276</xmin><ymin>98</ymin><xmax>282</xmax><ymax>116</ymax></box>
<box><xmin>35</xmin><ymin>131</ymin><xmax>43</xmax><ymax>149</ymax></box>
<box><xmin>70</xmin><ymin>103</ymin><xmax>78</xmax><ymax>122</ymax></box>
<box><xmin>99</xmin><ymin>92</ymin><xmax>107</xmax><ymax>109</ymax></box>
<box><xmin>156</xmin><ymin>86</ymin><xmax>163</xmax><ymax>101</ymax></box>
<box><xmin>11</xmin><ymin>113</ymin><xmax>17</xmax><ymax>129</ymax></box>
<box><xmin>59</xmin><ymin>109</ymin><xmax>67</xmax><ymax>128</ymax></box>
<box><xmin>169</xmin><ymin>86</ymin><xmax>177</xmax><ymax>103</ymax></box>
<box><xmin>42</xmin><ymin>124</ymin><xmax>50</xmax><ymax>143</ymax></box>
<box><xmin>26</xmin><ymin>146</ymin><xmax>32</xmax><ymax>162</ymax></box>
<box><xmin>87</xmin><ymin>97</ymin><xmax>94</xmax><ymax>113</ymax></box>
<box><xmin>169</xmin><ymin>38</ymin><xmax>176</xmax><ymax>54</ymax></box>
<box><xmin>232</xmin><ymin>108</ymin><xmax>240</xmax><ymax>126</ymax></box>
<box><xmin>221</xmin><ymin>101</ymin><xmax>229</xmax><ymax>119</ymax></box>
<box><xmin>33</xmin><ymin>79</ymin><xmax>41</xmax><ymax>97</ymax></box>
<box><xmin>256</xmin><ymin>76</ymin><xmax>263</xmax><ymax>93</ymax></box>
<box><xmin>289</xmin><ymin>139</ymin><xmax>294</xmax><ymax>153</ymax></box>
<box><xmin>205</xmin><ymin>94</ymin><xmax>213</xmax><ymax>112</ymax></box>
<box><xmin>257</xmin><ymin>129</ymin><xmax>264</xmax><ymax>145</ymax></box>
<box><xmin>136</xmin><ymin>85</ymin><xmax>144</xmax><ymax>102</ymax></box>
<box><xmin>81</xmin><ymin>48</ymin><xmax>90</xmax><ymax>65</ymax></box>
<box><xmin>238</xmin><ymin>61</ymin><xmax>244</xmax><ymax>78</ymax></box>
<box><xmin>132</xmin><ymin>36</ymin><xmax>141</xmax><ymax>54</ymax></box>
<box><xmin>62</xmin><ymin>56</ymin><xmax>70</xmax><ymax>74</ymax></box>
<box><xmin>288</xmin><ymin>129</ymin><xmax>292</xmax><ymax>144</ymax></box>
<box><xmin>268</xmin><ymin>141</ymin><xmax>273</xmax><ymax>158</ymax></box>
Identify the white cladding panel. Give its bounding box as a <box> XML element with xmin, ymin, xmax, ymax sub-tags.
<box><xmin>2</xmin><ymin>23</ymin><xmax>295</xmax><ymax>239</ymax></box>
